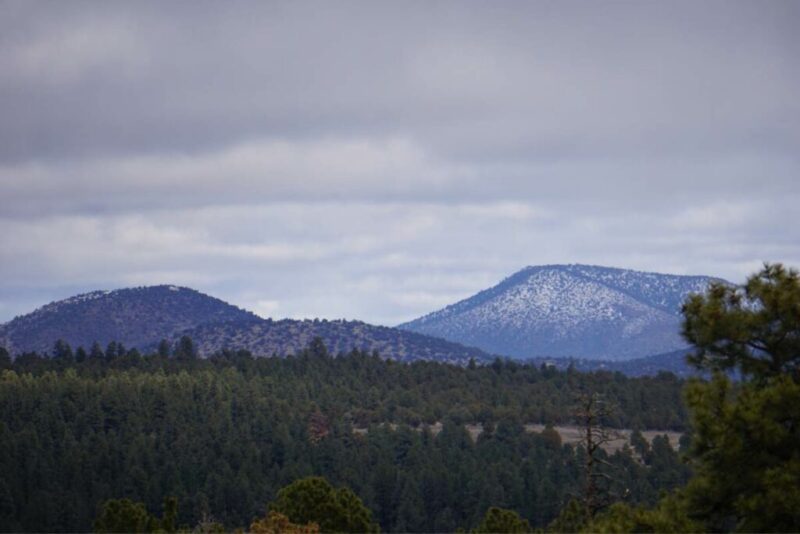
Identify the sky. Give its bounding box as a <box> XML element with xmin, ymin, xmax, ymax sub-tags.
<box><xmin>1</xmin><ymin>0</ymin><xmax>798</xmax><ymax>325</ymax></box>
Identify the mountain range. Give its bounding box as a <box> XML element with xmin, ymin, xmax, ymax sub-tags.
<box><xmin>399</xmin><ymin>264</ymin><xmax>723</xmax><ymax>360</ymax></box>
<box><xmin>1</xmin><ymin>264</ymin><xmax>725</xmax><ymax>366</ymax></box>
<box><xmin>0</xmin><ymin>285</ymin><xmax>491</xmax><ymax>364</ymax></box>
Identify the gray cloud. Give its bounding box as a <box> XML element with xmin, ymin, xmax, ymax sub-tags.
<box><xmin>0</xmin><ymin>0</ymin><xmax>798</xmax><ymax>324</ymax></box>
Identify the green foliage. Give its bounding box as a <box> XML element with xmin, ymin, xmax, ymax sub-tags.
<box><xmin>53</xmin><ymin>339</ymin><xmax>73</xmax><ymax>361</ymax></box>
<box><xmin>683</xmin><ymin>373</ymin><xmax>800</xmax><ymax>531</ymax></box>
<box><xmin>93</xmin><ymin>498</ymin><xmax>151</xmax><ymax>533</ymax></box>
<box><xmin>539</xmin><ymin>424</ymin><xmax>562</xmax><ymax>450</ymax></box>
<box><xmin>547</xmin><ymin>499</ymin><xmax>587</xmax><ymax>533</ymax></box>
<box><xmin>90</xmin><ymin>341</ymin><xmax>105</xmax><ymax>360</ymax></box>
<box><xmin>8</xmin><ymin>343</ymin><xmax>690</xmax><ymax>431</ymax></box>
<box><xmin>578</xmin><ymin>263</ymin><xmax>800</xmax><ymax>533</ymax></box>
<box><xmin>271</xmin><ymin>477</ymin><xmax>378</xmax><ymax>533</ymax></box>
<box><xmin>194</xmin><ymin>514</ymin><xmax>227</xmax><ymax>534</ymax></box>
<box><xmin>93</xmin><ymin>496</ymin><xmax>178</xmax><ymax>533</ymax></box>
<box><xmin>679</xmin><ymin>264</ymin><xmax>800</xmax><ymax>531</ymax></box>
<box><xmin>105</xmin><ymin>341</ymin><xmax>119</xmax><ymax>361</ymax></box>
<box><xmin>545</xmin><ymin>263</ymin><xmax>800</xmax><ymax>533</ymax></box>
<box><xmin>158</xmin><ymin>339</ymin><xmax>171</xmax><ymax>358</ymax></box>
<box><xmin>682</xmin><ymin>263</ymin><xmax>800</xmax><ymax>381</ymax></box>
<box><xmin>174</xmin><ymin>336</ymin><xmax>197</xmax><ymax>361</ymax></box>
<box><xmin>473</xmin><ymin>506</ymin><xmax>531</xmax><ymax>533</ymax></box>
<box><xmin>160</xmin><ymin>496</ymin><xmax>178</xmax><ymax>533</ymax></box>
<box><xmin>550</xmin><ymin>492</ymin><xmax>701</xmax><ymax>533</ymax></box>
<box><xmin>587</xmin><ymin>493</ymin><xmax>702</xmax><ymax>533</ymax></box>
<box><xmin>250</xmin><ymin>511</ymin><xmax>319</xmax><ymax>533</ymax></box>
<box><xmin>0</xmin><ymin>346</ymin><xmax>690</xmax><ymax>532</ymax></box>
<box><xmin>0</xmin><ymin>347</ymin><xmax>10</xmax><ymax>370</ymax></box>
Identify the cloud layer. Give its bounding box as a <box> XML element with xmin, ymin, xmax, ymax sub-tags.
<box><xmin>1</xmin><ymin>1</ymin><xmax>798</xmax><ymax>324</ymax></box>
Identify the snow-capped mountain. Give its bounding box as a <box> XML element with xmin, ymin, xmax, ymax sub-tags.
<box><xmin>398</xmin><ymin>264</ymin><xmax>724</xmax><ymax>360</ymax></box>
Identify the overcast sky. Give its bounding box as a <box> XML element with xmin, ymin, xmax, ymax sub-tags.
<box><xmin>1</xmin><ymin>0</ymin><xmax>798</xmax><ymax>325</ymax></box>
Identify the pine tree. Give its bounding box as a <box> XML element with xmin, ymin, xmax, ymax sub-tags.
<box><xmin>474</xmin><ymin>506</ymin><xmax>531</xmax><ymax>533</ymax></box>
<box><xmin>680</xmin><ymin>264</ymin><xmax>800</xmax><ymax>531</ymax></box>
<box><xmin>270</xmin><ymin>476</ymin><xmax>378</xmax><ymax>533</ymax></box>
<box><xmin>53</xmin><ymin>339</ymin><xmax>73</xmax><ymax>361</ymax></box>
<box><xmin>157</xmin><ymin>339</ymin><xmax>171</xmax><ymax>359</ymax></box>
<box><xmin>105</xmin><ymin>341</ymin><xmax>119</xmax><ymax>361</ymax></box>
<box><xmin>682</xmin><ymin>263</ymin><xmax>800</xmax><ymax>381</ymax></box>
<box><xmin>0</xmin><ymin>347</ymin><xmax>11</xmax><ymax>369</ymax></box>
<box><xmin>174</xmin><ymin>336</ymin><xmax>197</xmax><ymax>361</ymax></box>
<box><xmin>89</xmin><ymin>341</ymin><xmax>105</xmax><ymax>360</ymax></box>
<box><xmin>93</xmin><ymin>498</ymin><xmax>151</xmax><ymax>533</ymax></box>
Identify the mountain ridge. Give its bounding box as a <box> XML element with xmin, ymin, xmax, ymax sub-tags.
<box><xmin>0</xmin><ymin>285</ymin><xmax>259</xmax><ymax>355</ymax></box>
<box><xmin>0</xmin><ymin>285</ymin><xmax>493</xmax><ymax>364</ymax></box>
<box><xmin>399</xmin><ymin>264</ymin><xmax>725</xmax><ymax>361</ymax></box>
<box><xmin>155</xmin><ymin>317</ymin><xmax>492</xmax><ymax>364</ymax></box>
<box><xmin>1</xmin><ymin>265</ymin><xmax>727</xmax><ymax>365</ymax></box>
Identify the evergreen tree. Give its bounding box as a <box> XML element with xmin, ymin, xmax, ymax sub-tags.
<box><xmin>93</xmin><ymin>498</ymin><xmax>151</xmax><ymax>533</ymax></box>
<box><xmin>105</xmin><ymin>341</ymin><xmax>119</xmax><ymax>361</ymax></box>
<box><xmin>308</xmin><ymin>337</ymin><xmax>329</xmax><ymax>359</ymax></box>
<box><xmin>158</xmin><ymin>339</ymin><xmax>171</xmax><ymax>359</ymax></box>
<box><xmin>0</xmin><ymin>338</ymin><xmax>693</xmax><ymax>532</ymax></box>
<box><xmin>0</xmin><ymin>347</ymin><xmax>10</xmax><ymax>370</ymax></box>
<box><xmin>158</xmin><ymin>496</ymin><xmax>178</xmax><ymax>533</ymax></box>
<box><xmin>547</xmin><ymin>499</ymin><xmax>587</xmax><ymax>533</ymax></box>
<box><xmin>682</xmin><ymin>263</ymin><xmax>800</xmax><ymax>381</ymax></box>
<box><xmin>680</xmin><ymin>264</ymin><xmax>800</xmax><ymax>531</ymax></box>
<box><xmin>89</xmin><ymin>341</ymin><xmax>105</xmax><ymax>360</ymax></box>
<box><xmin>588</xmin><ymin>494</ymin><xmax>702</xmax><ymax>533</ymax></box>
<box><xmin>270</xmin><ymin>476</ymin><xmax>378</xmax><ymax>533</ymax></box>
<box><xmin>53</xmin><ymin>339</ymin><xmax>73</xmax><ymax>361</ymax></box>
<box><xmin>473</xmin><ymin>507</ymin><xmax>531</xmax><ymax>533</ymax></box>
<box><xmin>174</xmin><ymin>336</ymin><xmax>197</xmax><ymax>361</ymax></box>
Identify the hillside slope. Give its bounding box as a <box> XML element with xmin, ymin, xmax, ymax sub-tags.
<box><xmin>164</xmin><ymin>318</ymin><xmax>492</xmax><ymax>363</ymax></box>
<box><xmin>0</xmin><ymin>286</ymin><xmax>258</xmax><ymax>354</ymax></box>
<box><xmin>399</xmin><ymin>264</ymin><xmax>722</xmax><ymax>360</ymax></box>
<box><xmin>0</xmin><ymin>286</ymin><xmax>492</xmax><ymax>364</ymax></box>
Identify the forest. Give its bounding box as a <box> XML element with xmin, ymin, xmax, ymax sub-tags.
<box><xmin>1</xmin><ymin>264</ymin><xmax>798</xmax><ymax>532</ymax></box>
<box><xmin>0</xmin><ymin>340</ymin><xmax>688</xmax><ymax>532</ymax></box>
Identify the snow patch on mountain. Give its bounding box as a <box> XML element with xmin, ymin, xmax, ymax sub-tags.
<box><xmin>400</xmin><ymin>264</ymin><xmax>723</xmax><ymax>360</ymax></box>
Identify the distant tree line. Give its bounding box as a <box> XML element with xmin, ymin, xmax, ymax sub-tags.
<box><xmin>0</xmin><ymin>337</ymin><xmax>690</xmax><ymax>531</ymax></box>
<box><xmin>3</xmin><ymin>263</ymin><xmax>797</xmax><ymax>532</ymax></box>
<box><xmin>1</xmin><ymin>334</ymin><xmax>688</xmax><ymax>431</ymax></box>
